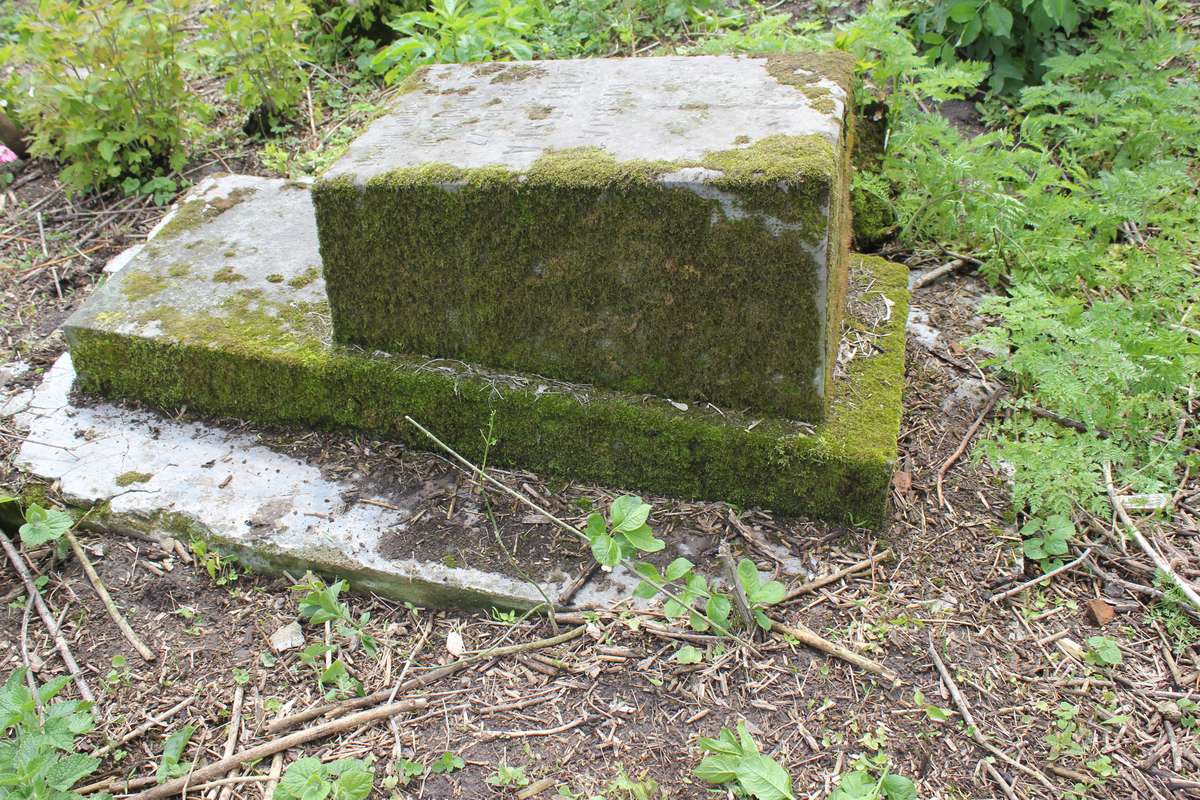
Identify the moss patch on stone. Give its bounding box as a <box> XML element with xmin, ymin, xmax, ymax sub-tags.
<box><xmin>213</xmin><ymin>266</ymin><xmax>245</xmax><ymax>283</ymax></box>
<box><xmin>121</xmin><ymin>270</ymin><xmax>169</xmax><ymax>301</ymax></box>
<box><xmin>312</xmin><ymin>133</ymin><xmax>847</xmax><ymax>421</ymax></box>
<box><xmin>287</xmin><ymin>266</ymin><xmax>321</xmax><ymax>289</ymax></box>
<box><xmin>115</xmin><ymin>471</ymin><xmax>152</xmax><ymax>486</ymax></box>
<box><xmin>66</xmin><ymin>255</ymin><xmax>906</xmax><ymax>527</ymax></box>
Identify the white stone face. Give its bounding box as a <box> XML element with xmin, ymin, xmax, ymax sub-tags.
<box><xmin>324</xmin><ymin>55</ymin><xmax>847</xmax><ymax>180</ymax></box>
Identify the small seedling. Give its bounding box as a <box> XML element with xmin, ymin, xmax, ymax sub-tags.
<box><xmin>486</xmin><ymin>761</ymin><xmax>530</xmax><ymax>788</ymax></box>
<box><xmin>1084</xmin><ymin>636</ymin><xmax>1123</xmax><ymax>667</ymax></box>
<box><xmin>430</xmin><ymin>752</ymin><xmax>465</xmax><ymax>774</ymax></box>
<box><xmin>275</xmin><ymin>756</ymin><xmax>374</xmax><ymax>800</ymax></box>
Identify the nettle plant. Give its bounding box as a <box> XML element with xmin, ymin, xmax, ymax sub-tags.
<box><xmin>585</xmin><ymin>496</ymin><xmax>786</xmax><ymax>636</ymax></box>
<box><xmin>0</xmin><ymin>668</ymin><xmax>100</xmax><ymax>800</ymax></box>
<box><xmin>293</xmin><ymin>576</ymin><xmax>379</xmax><ymax>699</ymax></box>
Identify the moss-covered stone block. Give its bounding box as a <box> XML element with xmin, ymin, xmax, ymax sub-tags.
<box><xmin>313</xmin><ymin>54</ymin><xmax>856</xmax><ymax>421</ymax></box>
<box><xmin>64</xmin><ymin>176</ymin><xmax>906</xmax><ymax>527</ymax></box>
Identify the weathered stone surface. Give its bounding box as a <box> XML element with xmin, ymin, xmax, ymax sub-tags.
<box><xmin>314</xmin><ymin>54</ymin><xmax>855</xmax><ymax>420</ymax></box>
<box><xmin>63</xmin><ymin>175</ymin><xmax>905</xmax><ymax>526</ymax></box>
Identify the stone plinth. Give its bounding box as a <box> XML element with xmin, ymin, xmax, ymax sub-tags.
<box><xmin>313</xmin><ymin>54</ymin><xmax>855</xmax><ymax>420</ymax></box>
<box><xmin>62</xmin><ymin>176</ymin><xmax>905</xmax><ymax>527</ymax></box>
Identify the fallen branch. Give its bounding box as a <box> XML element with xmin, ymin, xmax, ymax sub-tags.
<box><xmin>928</xmin><ymin>635</ymin><xmax>1055</xmax><ymax>792</ymax></box>
<box><xmin>266</xmin><ymin>625</ymin><xmax>586</xmax><ymax>735</ymax></box>
<box><xmin>911</xmin><ymin>258</ymin><xmax>972</xmax><ymax>290</ymax></box>
<box><xmin>66</xmin><ymin>531</ymin><xmax>156</xmax><ymax>662</ymax></box>
<box><xmin>131</xmin><ymin>698</ymin><xmax>428</xmax><ymax>800</ymax></box>
<box><xmin>0</xmin><ymin>533</ymin><xmax>94</xmax><ymax>702</ymax></box>
<box><xmin>987</xmin><ymin>548</ymin><xmax>1092</xmax><ymax>605</ymax></box>
<box><xmin>772</xmin><ymin>621</ymin><xmax>898</xmax><ymax>686</ymax></box>
<box><xmin>783</xmin><ymin>550</ymin><xmax>891</xmax><ymax>602</ymax></box>
<box><xmin>937</xmin><ymin>386</ymin><xmax>1004</xmax><ymax>509</ymax></box>
<box><xmin>1105</xmin><ymin>462</ymin><xmax>1200</xmax><ymax>611</ymax></box>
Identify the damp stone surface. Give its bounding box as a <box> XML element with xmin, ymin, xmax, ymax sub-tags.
<box><xmin>59</xmin><ymin>175</ymin><xmax>906</xmax><ymax>527</ymax></box>
<box><xmin>313</xmin><ymin>53</ymin><xmax>856</xmax><ymax>421</ymax></box>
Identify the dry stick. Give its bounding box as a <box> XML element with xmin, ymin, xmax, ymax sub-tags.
<box><xmin>718</xmin><ymin>542</ymin><xmax>757</xmax><ymax>634</ymax></box>
<box><xmin>92</xmin><ymin>696</ymin><xmax>195</xmax><ymax>759</ymax></box>
<box><xmin>517</xmin><ymin>776</ymin><xmax>559</xmax><ymax>800</ymax></box>
<box><xmin>214</xmin><ymin>685</ymin><xmax>245</xmax><ymax>800</ymax></box>
<box><xmin>936</xmin><ymin>386</ymin><xmax>1004</xmax><ymax>509</ymax></box>
<box><xmin>1104</xmin><ymin>462</ymin><xmax>1200</xmax><ymax>611</ymax></box>
<box><xmin>772</xmin><ymin>621</ymin><xmax>898</xmax><ymax>686</ymax></box>
<box><xmin>783</xmin><ymin>550</ymin><xmax>892</xmax><ymax>602</ymax></box>
<box><xmin>981</xmin><ymin>759</ymin><xmax>1020</xmax><ymax>800</ymax></box>
<box><xmin>927</xmin><ymin>636</ymin><xmax>1056</xmax><ymax>792</ymax></box>
<box><xmin>911</xmin><ymin>258</ymin><xmax>971</xmax><ymax>290</ymax></box>
<box><xmin>265</xmin><ymin>625</ymin><xmax>587</xmax><ymax>735</ymax></box>
<box><xmin>987</xmin><ymin>548</ymin><xmax>1093</xmax><ymax>605</ymax></box>
<box><xmin>0</xmin><ymin>533</ymin><xmax>94</xmax><ymax>702</ymax></box>
<box><xmin>132</xmin><ymin>697</ymin><xmax>429</xmax><ymax>800</ymax></box>
<box><xmin>65</xmin><ymin>531</ymin><xmax>156</xmax><ymax>662</ymax></box>
<box><xmin>261</xmin><ymin>701</ymin><xmax>295</xmax><ymax>800</ymax></box>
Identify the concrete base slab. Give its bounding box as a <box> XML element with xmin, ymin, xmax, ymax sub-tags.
<box><xmin>61</xmin><ymin>175</ymin><xmax>908</xmax><ymax>528</ymax></box>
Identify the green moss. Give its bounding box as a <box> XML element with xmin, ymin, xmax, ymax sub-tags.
<box><xmin>213</xmin><ymin>266</ymin><xmax>245</xmax><ymax>283</ymax></box>
<box><xmin>66</xmin><ymin>256</ymin><xmax>906</xmax><ymax>527</ymax></box>
<box><xmin>167</xmin><ymin>263</ymin><xmax>190</xmax><ymax>278</ymax></box>
<box><xmin>489</xmin><ymin>63</ymin><xmax>543</xmax><ymax>83</ymax></box>
<box><xmin>121</xmin><ymin>270</ymin><xmax>169</xmax><ymax>301</ymax></box>
<box><xmin>527</xmin><ymin>105</ymin><xmax>553</xmax><ymax>120</ymax></box>
<box><xmin>266</xmin><ymin>273</ymin><xmax>285</xmax><ymax>283</ymax></box>
<box><xmin>115</xmin><ymin>471</ymin><xmax>153</xmax><ymax>486</ymax></box>
<box><xmin>764</xmin><ymin>51</ymin><xmax>856</xmax><ymax>102</ymax></box>
<box><xmin>155</xmin><ymin>186</ymin><xmax>258</xmax><ymax>240</ymax></box>
<box><xmin>312</xmin><ymin>133</ymin><xmax>846</xmax><ymax>421</ymax></box>
<box><xmin>287</xmin><ymin>266</ymin><xmax>321</xmax><ymax>289</ymax></box>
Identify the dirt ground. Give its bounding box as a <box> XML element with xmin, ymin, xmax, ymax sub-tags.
<box><xmin>2</xmin><ymin>50</ymin><xmax>1199</xmax><ymax>800</ymax></box>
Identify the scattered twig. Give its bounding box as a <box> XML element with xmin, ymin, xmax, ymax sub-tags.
<box><xmin>92</xmin><ymin>696</ymin><xmax>195</xmax><ymax>759</ymax></box>
<box><xmin>479</xmin><ymin>714</ymin><xmax>589</xmax><ymax>740</ymax></box>
<box><xmin>772</xmin><ymin>621</ymin><xmax>899</xmax><ymax>686</ymax></box>
<box><xmin>783</xmin><ymin>550</ymin><xmax>891</xmax><ymax>602</ymax></box>
<box><xmin>131</xmin><ymin>698</ymin><xmax>429</xmax><ymax>800</ymax></box>
<box><xmin>0</xmin><ymin>533</ymin><xmax>94</xmax><ymax>702</ymax></box>
<box><xmin>1105</xmin><ymin>462</ymin><xmax>1200</xmax><ymax>611</ymax></box>
<box><xmin>557</xmin><ymin>561</ymin><xmax>601</xmax><ymax>606</ymax></box>
<box><xmin>937</xmin><ymin>386</ymin><xmax>1004</xmax><ymax>509</ymax></box>
<box><xmin>65</xmin><ymin>531</ymin><xmax>156</xmax><ymax>662</ymax></box>
<box><xmin>987</xmin><ymin>548</ymin><xmax>1092</xmax><ymax>604</ymax></box>
<box><xmin>928</xmin><ymin>635</ymin><xmax>1056</xmax><ymax>792</ymax></box>
<box><xmin>214</xmin><ymin>685</ymin><xmax>244</xmax><ymax>800</ymax></box>
<box><xmin>1028</xmin><ymin>406</ymin><xmax>1110</xmax><ymax>439</ymax></box>
<box><xmin>266</xmin><ymin>625</ymin><xmax>587</xmax><ymax>735</ymax></box>
<box><xmin>718</xmin><ymin>542</ymin><xmax>757</xmax><ymax>635</ymax></box>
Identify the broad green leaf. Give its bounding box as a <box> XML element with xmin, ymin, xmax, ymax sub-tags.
<box><xmin>584</xmin><ymin>513</ymin><xmax>606</xmax><ymax>539</ymax></box>
<box><xmin>983</xmin><ymin>3</ymin><xmax>1013</xmax><ymax>37</ymax></box>
<box><xmin>19</xmin><ymin>503</ymin><xmax>74</xmax><ymax>546</ymax></box>
<box><xmin>610</xmin><ymin>495</ymin><xmax>650</xmax><ymax>533</ymax></box>
<box><xmin>46</xmin><ymin>753</ymin><xmax>100</xmax><ymax>791</ymax></box>
<box><xmin>948</xmin><ymin>1</ymin><xmax>978</xmax><ymax>23</ymax></box>
<box><xmin>674</xmin><ymin>645</ymin><xmax>703</xmax><ymax>664</ymax></box>
<box><xmin>665</xmin><ymin>557</ymin><xmax>693</xmax><ymax>581</ymax></box>
<box><xmin>693</xmin><ymin>753</ymin><xmax>741</xmax><ymax>785</ymax></box>
<box><xmin>881</xmin><ymin>773</ymin><xmax>917</xmax><ymax>800</ymax></box>
<box><xmin>748</xmin><ymin>580</ymin><xmax>786</xmax><ymax>607</ymax></box>
<box><xmin>620</xmin><ymin>523</ymin><xmax>664</xmax><ymax>553</ymax></box>
<box><xmin>698</xmin><ymin>727</ymin><xmax>742</xmax><ymax>756</ymax></box>
<box><xmin>734</xmin><ymin>752</ymin><xmax>793</xmax><ymax>800</ymax></box>
<box><xmin>590</xmin><ymin>532</ymin><xmax>620</xmax><ymax>569</ymax></box>
<box><xmin>156</xmin><ymin>725</ymin><xmax>194</xmax><ymax>783</ymax></box>
<box><xmin>736</xmin><ymin>558</ymin><xmax>759</xmax><ymax>593</ymax></box>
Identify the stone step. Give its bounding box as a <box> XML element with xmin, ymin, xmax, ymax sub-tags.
<box><xmin>63</xmin><ymin>175</ymin><xmax>906</xmax><ymax>527</ymax></box>
<box><xmin>314</xmin><ymin>54</ymin><xmax>856</xmax><ymax>421</ymax></box>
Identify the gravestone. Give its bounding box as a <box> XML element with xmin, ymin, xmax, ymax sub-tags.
<box><xmin>314</xmin><ymin>54</ymin><xmax>855</xmax><ymax>420</ymax></box>
<box><xmin>50</xmin><ymin>53</ymin><xmax>908</xmax><ymax>547</ymax></box>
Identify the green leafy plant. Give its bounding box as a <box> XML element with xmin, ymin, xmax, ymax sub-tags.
<box><xmin>1019</xmin><ymin>514</ymin><xmax>1073</xmax><ymax>571</ymax></box>
<box><xmin>694</xmin><ymin>721</ymin><xmax>793</xmax><ymax>800</ymax></box>
<box><xmin>18</xmin><ymin>503</ymin><xmax>73</xmax><ymax>547</ymax></box>
<box><xmin>913</xmin><ymin>0</ymin><xmax>1105</xmax><ymax>93</ymax></box>
<box><xmin>429</xmin><ymin>751</ymin><xmax>465</xmax><ymax>775</ymax></box>
<box><xmin>1044</xmin><ymin>702</ymin><xmax>1085</xmax><ymax>762</ymax></box>
<box><xmin>370</xmin><ymin>0</ymin><xmax>545</xmax><ymax>83</ymax></box>
<box><xmin>1084</xmin><ymin>635</ymin><xmax>1122</xmax><ymax>667</ymax></box>
<box><xmin>486</xmin><ymin>761</ymin><xmax>530</xmax><ymax>788</ymax></box>
<box><xmin>156</xmin><ymin>725</ymin><xmax>195</xmax><ymax>783</ymax></box>
<box><xmin>294</xmin><ymin>576</ymin><xmax>378</xmax><ymax>656</ymax></box>
<box><xmin>829</xmin><ymin>765</ymin><xmax>916</xmax><ymax>800</ymax></box>
<box><xmin>190</xmin><ymin>539</ymin><xmax>241</xmax><ymax>587</ymax></box>
<box><xmin>275</xmin><ymin>756</ymin><xmax>374</xmax><ymax>800</ymax></box>
<box><xmin>11</xmin><ymin>0</ymin><xmax>204</xmax><ymax>197</ymax></box>
<box><xmin>585</xmin><ymin>496</ymin><xmax>665</xmax><ymax>571</ymax></box>
<box><xmin>0</xmin><ymin>668</ymin><xmax>101</xmax><ymax>800</ymax></box>
<box><xmin>201</xmin><ymin>0</ymin><xmax>311</xmax><ymax>131</ymax></box>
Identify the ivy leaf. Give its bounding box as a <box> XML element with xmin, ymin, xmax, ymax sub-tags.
<box><xmin>734</xmin><ymin>753</ymin><xmax>794</xmax><ymax>800</ymax></box>
<box><xmin>610</xmin><ymin>495</ymin><xmax>650</xmax><ymax>533</ymax></box>
<box><xmin>19</xmin><ymin>503</ymin><xmax>74</xmax><ymax>546</ymax></box>
<box><xmin>590</xmin><ymin>533</ymin><xmax>620</xmax><ymax>570</ymax></box>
